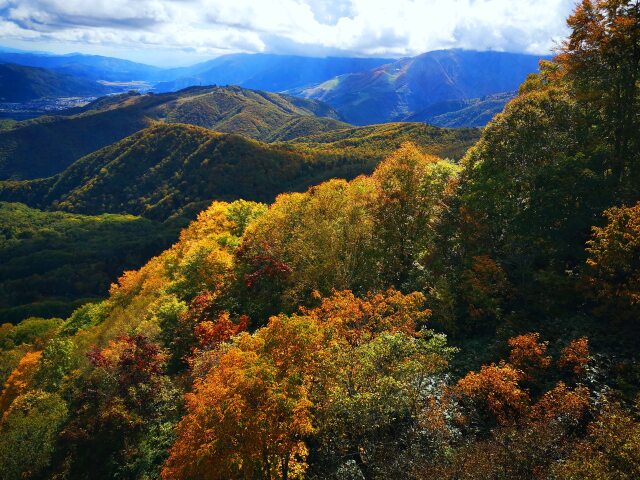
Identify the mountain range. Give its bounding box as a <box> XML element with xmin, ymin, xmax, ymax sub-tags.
<box><xmin>293</xmin><ymin>50</ymin><xmax>545</xmax><ymax>125</ymax></box>
<box><xmin>0</xmin><ymin>50</ymin><xmax>390</xmax><ymax>88</ymax></box>
<box><xmin>0</xmin><ymin>50</ymin><xmax>165</xmax><ymax>82</ymax></box>
<box><xmin>152</xmin><ymin>54</ymin><xmax>392</xmax><ymax>93</ymax></box>
<box><xmin>0</xmin><ymin>48</ymin><xmax>545</xmax><ymax>127</ymax></box>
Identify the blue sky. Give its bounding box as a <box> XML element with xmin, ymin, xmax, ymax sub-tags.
<box><xmin>0</xmin><ymin>0</ymin><xmax>576</xmax><ymax>66</ymax></box>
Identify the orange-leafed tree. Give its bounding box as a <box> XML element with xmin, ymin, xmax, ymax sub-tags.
<box><xmin>162</xmin><ymin>314</ymin><xmax>322</xmax><ymax>480</ymax></box>
<box><xmin>558</xmin><ymin>337</ymin><xmax>591</xmax><ymax>377</ymax></box>
<box><xmin>0</xmin><ymin>350</ymin><xmax>42</xmax><ymax>416</ymax></box>
<box><xmin>193</xmin><ymin>312</ymin><xmax>249</xmax><ymax>350</ymax></box>
<box><xmin>456</xmin><ymin>362</ymin><xmax>529</xmax><ymax>427</ymax></box>
<box><xmin>508</xmin><ymin>332</ymin><xmax>552</xmax><ymax>381</ymax></box>
<box><xmin>302</xmin><ymin>289</ymin><xmax>430</xmax><ymax>344</ymax></box>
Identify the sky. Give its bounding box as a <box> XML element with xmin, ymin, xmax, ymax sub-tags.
<box><xmin>0</xmin><ymin>0</ymin><xmax>577</xmax><ymax>67</ymax></box>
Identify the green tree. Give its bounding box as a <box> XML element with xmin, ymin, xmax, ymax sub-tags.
<box><xmin>373</xmin><ymin>143</ymin><xmax>459</xmax><ymax>290</ymax></box>
<box><xmin>0</xmin><ymin>390</ymin><xmax>68</xmax><ymax>480</ymax></box>
<box><xmin>585</xmin><ymin>202</ymin><xmax>640</xmax><ymax>324</ymax></box>
<box><xmin>559</xmin><ymin>0</ymin><xmax>640</xmax><ymax>189</ymax></box>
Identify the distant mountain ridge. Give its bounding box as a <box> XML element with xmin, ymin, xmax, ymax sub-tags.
<box><xmin>0</xmin><ymin>50</ymin><xmax>165</xmax><ymax>82</ymax></box>
<box><xmin>405</xmin><ymin>92</ymin><xmax>517</xmax><ymax>128</ymax></box>
<box><xmin>0</xmin><ymin>48</ymin><xmax>544</xmax><ymax>128</ymax></box>
<box><xmin>153</xmin><ymin>54</ymin><xmax>392</xmax><ymax>93</ymax></box>
<box><xmin>0</xmin><ymin>49</ymin><xmax>391</xmax><ymax>89</ymax></box>
<box><xmin>293</xmin><ymin>50</ymin><xmax>546</xmax><ymax>125</ymax></box>
<box><xmin>0</xmin><ymin>63</ymin><xmax>110</xmax><ymax>101</ymax></box>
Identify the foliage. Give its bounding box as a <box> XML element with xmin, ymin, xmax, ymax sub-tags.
<box><xmin>2</xmin><ymin>3</ymin><xmax>640</xmax><ymax>478</ymax></box>
<box><xmin>0</xmin><ymin>202</ymin><xmax>175</xmax><ymax>323</ymax></box>
<box><xmin>436</xmin><ymin>1</ymin><xmax>640</xmax><ymax>338</ymax></box>
<box><xmin>0</xmin><ymin>390</ymin><xmax>68</xmax><ymax>479</ymax></box>
<box><xmin>553</xmin><ymin>401</ymin><xmax>640</xmax><ymax>479</ymax></box>
<box><xmin>0</xmin><ymin>350</ymin><xmax>43</xmax><ymax>415</ymax></box>
<box><xmin>236</xmin><ymin>143</ymin><xmax>460</xmax><ymax>320</ymax></box>
<box><xmin>57</xmin><ymin>334</ymin><xmax>181</xmax><ymax>480</ymax></box>
<box><xmin>559</xmin><ymin>0</ymin><xmax>640</xmax><ymax>190</ymax></box>
<box><xmin>163</xmin><ymin>314</ymin><xmax>321</xmax><ymax>480</ymax></box>
<box><xmin>585</xmin><ymin>202</ymin><xmax>640</xmax><ymax>323</ymax></box>
<box><xmin>163</xmin><ymin>289</ymin><xmax>454</xmax><ymax>480</ymax></box>
<box><xmin>0</xmin><ymin>316</ymin><xmax>61</xmax><ymax>348</ymax></box>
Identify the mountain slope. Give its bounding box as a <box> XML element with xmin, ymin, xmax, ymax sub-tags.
<box><xmin>0</xmin><ymin>64</ymin><xmax>110</xmax><ymax>101</ymax></box>
<box><xmin>0</xmin><ymin>123</ymin><xmax>479</xmax><ymax>222</ymax></box>
<box><xmin>0</xmin><ymin>51</ymin><xmax>165</xmax><ymax>82</ymax></box>
<box><xmin>0</xmin><ymin>201</ymin><xmax>175</xmax><ymax>323</ymax></box>
<box><xmin>286</xmin><ymin>122</ymin><xmax>480</xmax><ymax>161</ymax></box>
<box><xmin>406</xmin><ymin>92</ymin><xmax>517</xmax><ymax>127</ymax></box>
<box><xmin>154</xmin><ymin>53</ymin><xmax>392</xmax><ymax>92</ymax></box>
<box><xmin>294</xmin><ymin>49</ymin><xmax>544</xmax><ymax>125</ymax></box>
<box><xmin>0</xmin><ymin>86</ymin><xmax>347</xmax><ymax>180</ymax></box>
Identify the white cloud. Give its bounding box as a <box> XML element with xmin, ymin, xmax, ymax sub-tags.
<box><xmin>0</xmin><ymin>0</ymin><xmax>576</xmax><ymax>63</ymax></box>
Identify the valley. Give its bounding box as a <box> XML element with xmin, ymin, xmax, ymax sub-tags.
<box><xmin>0</xmin><ymin>96</ymin><xmax>97</xmax><ymax>120</ymax></box>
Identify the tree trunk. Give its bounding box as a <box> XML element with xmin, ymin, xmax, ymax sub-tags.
<box><xmin>281</xmin><ymin>452</ymin><xmax>290</xmax><ymax>480</ymax></box>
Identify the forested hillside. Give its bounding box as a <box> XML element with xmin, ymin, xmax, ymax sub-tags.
<box><xmin>0</xmin><ymin>86</ymin><xmax>347</xmax><ymax>180</ymax></box>
<box><xmin>0</xmin><ymin>202</ymin><xmax>175</xmax><ymax>323</ymax></box>
<box><xmin>1</xmin><ymin>1</ymin><xmax>639</xmax><ymax>480</ymax></box>
<box><xmin>0</xmin><ymin>122</ymin><xmax>478</xmax><ymax>222</ymax></box>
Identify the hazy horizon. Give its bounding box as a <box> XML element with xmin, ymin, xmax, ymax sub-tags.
<box><xmin>0</xmin><ymin>42</ymin><xmax>551</xmax><ymax>69</ymax></box>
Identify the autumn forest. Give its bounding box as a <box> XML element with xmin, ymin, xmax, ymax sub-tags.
<box><xmin>1</xmin><ymin>1</ymin><xmax>640</xmax><ymax>479</ymax></box>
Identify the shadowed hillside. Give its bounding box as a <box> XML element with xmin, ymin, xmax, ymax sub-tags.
<box><xmin>0</xmin><ymin>202</ymin><xmax>175</xmax><ymax>323</ymax></box>
<box><xmin>0</xmin><ymin>64</ymin><xmax>110</xmax><ymax>102</ymax></box>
